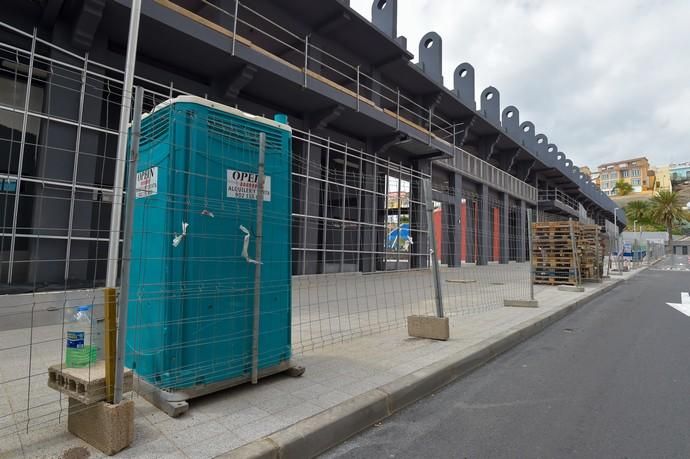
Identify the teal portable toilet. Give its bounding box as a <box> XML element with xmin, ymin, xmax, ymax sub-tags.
<box><xmin>126</xmin><ymin>96</ymin><xmax>293</xmax><ymax>414</ymax></box>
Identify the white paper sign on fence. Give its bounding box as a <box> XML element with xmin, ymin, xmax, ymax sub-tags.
<box><xmin>227</xmin><ymin>169</ymin><xmax>271</xmax><ymax>201</ymax></box>
<box><xmin>136</xmin><ymin>166</ymin><xmax>158</xmax><ymax>198</ymax></box>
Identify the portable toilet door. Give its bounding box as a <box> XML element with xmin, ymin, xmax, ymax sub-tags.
<box><xmin>126</xmin><ymin>96</ymin><xmax>292</xmax><ymax>398</ymax></box>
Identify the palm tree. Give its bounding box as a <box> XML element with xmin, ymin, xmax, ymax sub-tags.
<box><xmin>625</xmin><ymin>200</ymin><xmax>649</xmax><ymax>228</ymax></box>
<box><xmin>613</xmin><ymin>179</ymin><xmax>633</xmax><ymax>196</ymax></box>
<box><xmin>649</xmin><ymin>190</ymin><xmax>686</xmax><ymax>243</ymax></box>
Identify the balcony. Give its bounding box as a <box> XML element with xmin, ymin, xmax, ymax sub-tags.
<box><xmin>443</xmin><ymin>149</ymin><xmax>538</xmax><ymax>203</ymax></box>
<box><xmin>538</xmin><ymin>189</ymin><xmax>580</xmax><ymax>218</ymax></box>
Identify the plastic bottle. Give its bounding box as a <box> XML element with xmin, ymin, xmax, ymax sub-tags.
<box><xmin>65</xmin><ymin>305</ymin><xmax>98</xmax><ymax>368</ymax></box>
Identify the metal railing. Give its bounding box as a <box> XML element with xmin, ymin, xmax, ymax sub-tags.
<box><xmin>538</xmin><ymin>189</ymin><xmax>579</xmax><ymax>213</ymax></box>
<box><xmin>154</xmin><ymin>0</ymin><xmax>538</xmax><ymax>204</ymax></box>
<box><xmin>454</xmin><ymin>150</ymin><xmax>538</xmax><ymax>203</ymax></box>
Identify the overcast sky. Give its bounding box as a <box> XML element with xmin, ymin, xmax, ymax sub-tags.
<box><xmin>349</xmin><ymin>0</ymin><xmax>689</xmax><ymax>169</ymax></box>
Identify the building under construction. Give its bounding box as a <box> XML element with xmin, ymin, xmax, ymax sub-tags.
<box><xmin>0</xmin><ymin>0</ymin><xmax>625</xmax><ymax>291</ymax></box>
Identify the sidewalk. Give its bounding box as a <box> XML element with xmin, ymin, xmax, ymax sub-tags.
<box><xmin>0</xmin><ymin>269</ymin><xmax>640</xmax><ymax>458</ymax></box>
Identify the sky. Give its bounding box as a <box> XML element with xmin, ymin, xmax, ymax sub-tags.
<box><xmin>349</xmin><ymin>0</ymin><xmax>690</xmax><ymax>169</ymax></box>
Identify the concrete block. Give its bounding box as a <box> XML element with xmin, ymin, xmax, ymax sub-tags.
<box><xmin>558</xmin><ymin>285</ymin><xmax>585</xmax><ymax>293</ymax></box>
<box><xmin>504</xmin><ymin>299</ymin><xmax>539</xmax><ymax>308</ymax></box>
<box><xmin>48</xmin><ymin>360</ymin><xmax>133</xmax><ymax>404</ymax></box>
<box><xmin>68</xmin><ymin>398</ymin><xmax>135</xmax><ymax>456</ymax></box>
<box><xmin>407</xmin><ymin>315</ymin><xmax>449</xmax><ymax>341</ymax></box>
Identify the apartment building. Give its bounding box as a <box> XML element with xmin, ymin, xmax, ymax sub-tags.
<box><xmin>598</xmin><ymin>157</ymin><xmax>652</xmax><ymax>195</ymax></box>
<box><xmin>653</xmin><ymin>165</ymin><xmax>672</xmax><ymax>192</ymax></box>
<box><xmin>670</xmin><ymin>162</ymin><xmax>690</xmax><ymax>183</ymax></box>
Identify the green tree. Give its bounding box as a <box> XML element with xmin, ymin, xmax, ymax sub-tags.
<box><xmin>625</xmin><ymin>200</ymin><xmax>650</xmax><ymax>227</ymax></box>
<box><xmin>649</xmin><ymin>190</ymin><xmax>687</xmax><ymax>242</ymax></box>
<box><xmin>613</xmin><ymin>179</ymin><xmax>633</xmax><ymax>196</ymax></box>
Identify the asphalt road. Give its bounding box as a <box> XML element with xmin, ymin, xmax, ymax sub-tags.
<box><xmin>323</xmin><ymin>268</ymin><xmax>690</xmax><ymax>459</ymax></box>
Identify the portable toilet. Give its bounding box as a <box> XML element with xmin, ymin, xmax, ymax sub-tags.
<box><xmin>125</xmin><ymin>96</ymin><xmax>292</xmax><ymax>413</ymax></box>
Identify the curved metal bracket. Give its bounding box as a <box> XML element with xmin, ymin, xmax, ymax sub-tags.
<box><xmin>507</xmin><ymin>148</ymin><xmax>521</xmax><ymax>173</ymax></box>
<box><xmin>535</xmin><ymin>134</ymin><xmax>548</xmax><ymax>159</ymax></box>
<box><xmin>479</xmin><ymin>86</ymin><xmax>500</xmax><ymax>125</ymax></box>
<box><xmin>501</xmin><ymin>106</ymin><xmax>520</xmax><ymax>136</ymax></box>
<box><xmin>519</xmin><ymin>121</ymin><xmax>536</xmax><ymax>151</ymax></box>
<box><xmin>485</xmin><ymin>134</ymin><xmax>502</xmax><ymax>162</ymax></box>
<box><xmin>457</xmin><ymin>115</ymin><xmax>476</xmax><ymax>148</ymax></box>
<box><xmin>453</xmin><ymin>63</ymin><xmax>475</xmax><ymax>109</ymax></box>
<box><xmin>371</xmin><ymin>0</ymin><xmax>398</xmax><ymax>38</ymax></box>
<box><xmin>418</xmin><ymin>32</ymin><xmax>443</xmax><ymax>84</ymax></box>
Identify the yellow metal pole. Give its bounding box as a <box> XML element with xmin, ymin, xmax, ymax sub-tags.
<box><xmin>104</xmin><ymin>287</ymin><xmax>117</xmax><ymax>403</ymax></box>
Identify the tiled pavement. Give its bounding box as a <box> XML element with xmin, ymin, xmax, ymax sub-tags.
<box><xmin>0</xmin><ymin>269</ymin><xmax>639</xmax><ymax>458</ymax></box>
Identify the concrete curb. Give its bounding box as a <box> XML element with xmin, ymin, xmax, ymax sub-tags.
<box><xmin>218</xmin><ymin>273</ymin><xmax>641</xmax><ymax>459</ymax></box>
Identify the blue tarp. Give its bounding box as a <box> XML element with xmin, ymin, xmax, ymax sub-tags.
<box><xmin>387</xmin><ymin>223</ymin><xmax>411</xmax><ymax>249</ymax></box>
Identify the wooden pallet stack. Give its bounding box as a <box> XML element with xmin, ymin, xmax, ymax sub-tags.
<box><xmin>531</xmin><ymin>221</ymin><xmax>581</xmax><ymax>286</ymax></box>
<box><xmin>579</xmin><ymin>224</ymin><xmax>602</xmax><ymax>281</ymax></box>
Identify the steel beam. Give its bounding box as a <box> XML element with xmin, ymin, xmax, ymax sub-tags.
<box><xmin>216</xmin><ymin>63</ymin><xmax>257</xmax><ymax>100</ymax></box>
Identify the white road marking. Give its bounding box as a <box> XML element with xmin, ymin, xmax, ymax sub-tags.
<box><xmin>667</xmin><ymin>291</ymin><xmax>690</xmax><ymax>317</ymax></box>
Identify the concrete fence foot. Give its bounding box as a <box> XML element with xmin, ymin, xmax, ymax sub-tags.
<box><xmin>407</xmin><ymin>315</ymin><xmax>449</xmax><ymax>340</ymax></box>
<box><xmin>504</xmin><ymin>299</ymin><xmax>539</xmax><ymax>308</ymax></box>
<box><xmin>558</xmin><ymin>286</ymin><xmax>585</xmax><ymax>293</ymax></box>
<box><xmin>68</xmin><ymin>398</ymin><xmax>134</xmax><ymax>456</ymax></box>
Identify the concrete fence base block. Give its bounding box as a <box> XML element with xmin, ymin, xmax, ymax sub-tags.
<box><xmin>503</xmin><ymin>299</ymin><xmax>539</xmax><ymax>308</ymax></box>
<box><xmin>558</xmin><ymin>285</ymin><xmax>586</xmax><ymax>293</ymax></box>
<box><xmin>407</xmin><ymin>315</ymin><xmax>449</xmax><ymax>341</ymax></box>
<box><xmin>68</xmin><ymin>398</ymin><xmax>135</xmax><ymax>456</ymax></box>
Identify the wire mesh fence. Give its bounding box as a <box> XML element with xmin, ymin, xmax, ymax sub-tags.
<box><xmin>431</xmin><ymin>186</ymin><xmax>534</xmax><ymax>315</ymax></box>
<box><xmin>0</xmin><ymin>16</ymin><xmax>605</xmax><ymax>447</ymax></box>
<box><xmin>0</xmin><ymin>88</ymin><xmax>534</xmax><ymax>442</ymax></box>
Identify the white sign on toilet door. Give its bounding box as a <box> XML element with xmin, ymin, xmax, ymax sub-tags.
<box><xmin>227</xmin><ymin>169</ymin><xmax>271</xmax><ymax>201</ymax></box>
<box><xmin>136</xmin><ymin>166</ymin><xmax>158</xmax><ymax>198</ymax></box>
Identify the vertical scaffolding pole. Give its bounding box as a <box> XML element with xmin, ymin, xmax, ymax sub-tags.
<box><xmin>396</xmin><ymin>88</ymin><xmax>401</xmax><ymax>130</ymax></box>
<box><xmin>424</xmin><ymin>178</ymin><xmax>444</xmax><ymax>318</ymax></box>
<box><xmin>303</xmin><ymin>35</ymin><xmax>309</xmax><ymax>87</ymax></box>
<box><xmin>64</xmin><ymin>54</ymin><xmax>89</xmax><ymax>282</ymax></box>
<box><xmin>114</xmin><ymin>87</ymin><xmax>144</xmax><ymax>404</ymax></box>
<box><xmin>527</xmin><ymin>208</ymin><xmax>534</xmax><ymax>301</ymax></box>
<box><xmin>356</xmin><ymin>65</ymin><xmax>360</xmax><ymax>112</ymax></box>
<box><xmin>251</xmin><ymin>133</ymin><xmax>266</xmax><ymax>384</ymax></box>
<box><xmin>231</xmin><ymin>0</ymin><xmax>239</xmax><ymax>56</ymax></box>
<box><xmin>428</xmin><ymin>110</ymin><xmax>432</xmax><ymax>145</ymax></box>
<box><xmin>104</xmin><ymin>0</ymin><xmax>141</xmax><ymax>403</ymax></box>
<box><xmin>569</xmin><ymin>220</ymin><xmax>581</xmax><ymax>287</ymax></box>
<box><xmin>7</xmin><ymin>28</ymin><xmax>36</xmax><ymax>284</ymax></box>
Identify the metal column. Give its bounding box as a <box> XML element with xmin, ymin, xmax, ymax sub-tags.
<box><xmin>424</xmin><ymin>179</ymin><xmax>444</xmax><ymax>318</ymax></box>
<box><xmin>501</xmin><ymin>192</ymin><xmax>509</xmax><ymax>264</ymax></box>
<box><xmin>519</xmin><ymin>200</ymin><xmax>527</xmax><ymax>262</ymax></box>
<box><xmin>251</xmin><ymin>133</ymin><xmax>267</xmax><ymax>384</ymax></box>
<box><xmin>114</xmin><ymin>86</ymin><xmax>144</xmax><ymax>404</ymax></box>
<box><xmin>104</xmin><ymin>0</ymin><xmax>141</xmax><ymax>404</ymax></box>
<box><xmin>479</xmin><ymin>183</ymin><xmax>490</xmax><ymax>265</ymax></box>
<box><xmin>452</xmin><ymin>173</ymin><xmax>463</xmax><ymax>267</ymax></box>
